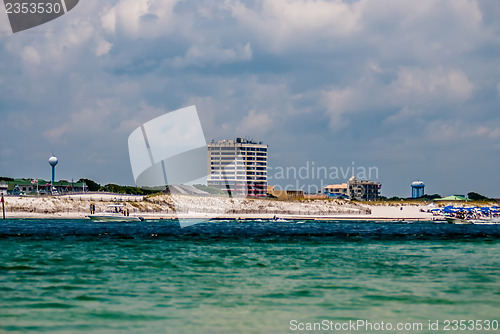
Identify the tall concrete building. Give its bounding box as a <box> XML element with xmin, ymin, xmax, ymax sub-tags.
<box><xmin>207</xmin><ymin>138</ymin><xmax>268</xmax><ymax>197</ymax></box>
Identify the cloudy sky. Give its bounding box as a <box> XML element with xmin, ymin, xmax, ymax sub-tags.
<box><xmin>1</xmin><ymin>0</ymin><xmax>499</xmax><ymax>197</ymax></box>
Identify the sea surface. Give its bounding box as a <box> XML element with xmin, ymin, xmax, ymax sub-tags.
<box><xmin>1</xmin><ymin>219</ymin><xmax>499</xmax><ymax>333</ymax></box>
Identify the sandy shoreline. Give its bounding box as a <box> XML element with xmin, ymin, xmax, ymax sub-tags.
<box><xmin>1</xmin><ymin>193</ymin><xmax>441</xmax><ymax>221</ymax></box>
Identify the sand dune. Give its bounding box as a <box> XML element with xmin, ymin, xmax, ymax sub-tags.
<box><xmin>1</xmin><ymin>193</ymin><xmax>437</xmax><ymax>221</ymax></box>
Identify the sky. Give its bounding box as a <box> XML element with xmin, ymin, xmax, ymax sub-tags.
<box><xmin>0</xmin><ymin>0</ymin><xmax>499</xmax><ymax>197</ymax></box>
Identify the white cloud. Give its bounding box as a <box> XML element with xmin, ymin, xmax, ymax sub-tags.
<box><xmin>392</xmin><ymin>67</ymin><xmax>474</xmax><ymax>104</ymax></box>
<box><xmin>5</xmin><ymin>18</ymin><xmax>96</xmax><ymax>78</ymax></box>
<box><xmin>360</xmin><ymin>0</ymin><xmax>483</xmax><ymax>60</ymax></box>
<box><xmin>171</xmin><ymin>42</ymin><xmax>252</xmax><ymax>68</ymax></box>
<box><xmin>42</xmin><ymin>106</ymin><xmax>109</xmax><ymax>144</ymax></box>
<box><xmin>236</xmin><ymin>109</ymin><xmax>272</xmax><ymax>136</ymax></box>
<box><xmin>43</xmin><ymin>124</ymin><xmax>70</xmax><ymax>143</ymax></box>
<box><xmin>321</xmin><ymin>88</ymin><xmax>356</xmax><ymax>131</ymax></box>
<box><xmin>228</xmin><ymin>0</ymin><xmax>362</xmax><ymax>51</ymax></box>
<box><xmin>322</xmin><ymin>66</ymin><xmax>474</xmax><ymax>131</ymax></box>
<box><xmin>368</xmin><ymin>60</ymin><xmax>383</xmax><ymax>74</ymax></box>
<box><xmin>423</xmin><ymin>120</ymin><xmax>500</xmax><ymax>145</ymax></box>
<box><xmin>21</xmin><ymin>46</ymin><xmax>41</xmax><ymax>66</ymax></box>
<box><xmin>95</xmin><ymin>40</ymin><xmax>113</xmax><ymax>56</ymax></box>
<box><xmin>100</xmin><ymin>0</ymin><xmax>180</xmax><ymax>38</ymax></box>
<box><xmin>7</xmin><ymin>113</ymin><xmax>32</xmax><ymax>129</ymax></box>
<box><xmin>471</xmin><ymin>125</ymin><xmax>500</xmax><ymax>140</ymax></box>
<box><xmin>489</xmin><ymin>128</ymin><xmax>500</xmax><ymax>139</ymax></box>
<box><xmin>41</xmin><ymin>98</ymin><xmax>168</xmax><ymax>147</ymax></box>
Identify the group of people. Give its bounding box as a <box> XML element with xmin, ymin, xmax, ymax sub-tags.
<box><xmin>430</xmin><ymin>205</ymin><xmax>500</xmax><ymax>220</ymax></box>
<box><xmin>89</xmin><ymin>203</ymin><xmax>130</xmax><ymax>216</ymax></box>
<box><xmin>450</xmin><ymin>210</ymin><xmax>497</xmax><ymax>220</ymax></box>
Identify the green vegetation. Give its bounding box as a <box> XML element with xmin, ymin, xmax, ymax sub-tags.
<box><xmin>78</xmin><ymin>178</ymin><xmax>100</xmax><ymax>192</ymax></box>
<box><xmin>415</xmin><ymin>194</ymin><xmax>442</xmax><ymax>201</ymax></box>
<box><xmin>381</xmin><ymin>193</ymin><xmax>495</xmax><ymax>203</ymax></box>
<box><xmin>192</xmin><ymin>184</ymin><xmax>225</xmax><ymax>195</ymax></box>
<box><xmin>0</xmin><ymin>177</ymin><xmax>14</xmax><ymax>182</ymax></box>
<box><xmin>102</xmin><ymin>183</ymin><xmax>159</xmax><ymax>195</ymax></box>
<box><xmin>78</xmin><ymin>178</ymin><xmax>162</xmax><ymax>195</ymax></box>
<box><xmin>467</xmin><ymin>192</ymin><xmax>490</xmax><ymax>201</ymax></box>
<box><xmin>379</xmin><ymin>194</ymin><xmax>442</xmax><ymax>201</ymax></box>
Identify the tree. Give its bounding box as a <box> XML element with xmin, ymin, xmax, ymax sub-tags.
<box><xmin>104</xmin><ymin>184</ymin><xmax>122</xmax><ymax>193</ymax></box>
<box><xmin>78</xmin><ymin>178</ymin><xmax>101</xmax><ymax>192</ymax></box>
<box><xmin>102</xmin><ymin>183</ymin><xmax>159</xmax><ymax>195</ymax></box>
<box><xmin>418</xmin><ymin>194</ymin><xmax>441</xmax><ymax>200</ymax></box>
<box><xmin>467</xmin><ymin>192</ymin><xmax>489</xmax><ymax>201</ymax></box>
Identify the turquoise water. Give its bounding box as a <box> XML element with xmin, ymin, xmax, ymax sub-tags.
<box><xmin>1</xmin><ymin>219</ymin><xmax>499</xmax><ymax>333</ymax></box>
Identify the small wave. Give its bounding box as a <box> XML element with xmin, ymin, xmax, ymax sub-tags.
<box><xmin>28</xmin><ymin>302</ymin><xmax>76</xmax><ymax>309</ymax></box>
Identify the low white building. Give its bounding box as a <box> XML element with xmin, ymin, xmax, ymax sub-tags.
<box><xmin>324</xmin><ymin>183</ymin><xmax>348</xmax><ymax>198</ymax></box>
<box><xmin>0</xmin><ymin>181</ymin><xmax>7</xmax><ymax>195</ymax></box>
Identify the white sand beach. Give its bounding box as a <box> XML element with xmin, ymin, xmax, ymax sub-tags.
<box><xmin>1</xmin><ymin>193</ymin><xmax>440</xmax><ymax>221</ymax></box>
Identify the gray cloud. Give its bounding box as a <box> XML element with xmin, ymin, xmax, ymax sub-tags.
<box><xmin>0</xmin><ymin>0</ymin><xmax>499</xmax><ymax>197</ymax></box>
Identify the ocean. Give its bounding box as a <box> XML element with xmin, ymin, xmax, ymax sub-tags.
<box><xmin>1</xmin><ymin>219</ymin><xmax>499</xmax><ymax>333</ymax></box>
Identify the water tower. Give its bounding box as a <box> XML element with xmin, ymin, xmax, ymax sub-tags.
<box><xmin>411</xmin><ymin>181</ymin><xmax>425</xmax><ymax>198</ymax></box>
<box><xmin>48</xmin><ymin>155</ymin><xmax>58</xmax><ymax>192</ymax></box>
